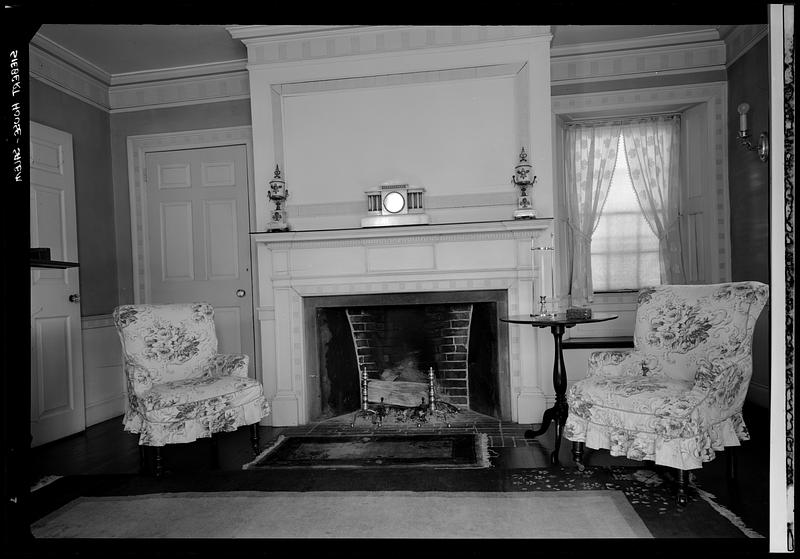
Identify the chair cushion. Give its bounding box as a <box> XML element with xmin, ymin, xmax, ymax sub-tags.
<box><xmin>569</xmin><ymin>374</ymin><xmax>697</xmax><ymax>431</ymax></box>
<box><xmin>566</xmin><ymin>374</ymin><xmax>746</xmax><ymax>470</ymax></box>
<box><xmin>138</xmin><ymin>375</ymin><xmax>264</xmax><ymax>423</ymax></box>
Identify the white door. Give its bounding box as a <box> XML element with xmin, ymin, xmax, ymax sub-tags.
<box><xmin>30</xmin><ymin>121</ymin><xmax>85</xmax><ymax>447</ymax></box>
<box><xmin>145</xmin><ymin>145</ymin><xmax>255</xmax><ymax>361</ymax></box>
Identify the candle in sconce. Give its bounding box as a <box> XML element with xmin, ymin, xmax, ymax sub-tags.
<box><xmin>737</xmin><ymin>103</ymin><xmax>749</xmax><ymax>133</ymax></box>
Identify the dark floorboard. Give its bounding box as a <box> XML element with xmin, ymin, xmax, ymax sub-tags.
<box><xmin>26</xmin><ymin>402</ymin><xmax>771</xmax><ymax>539</ymax></box>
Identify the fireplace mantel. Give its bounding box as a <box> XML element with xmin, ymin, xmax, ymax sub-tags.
<box><xmin>253</xmin><ymin>219</ymin><xmax>554</xmax><ymax>426</ymax></box>
<box><xmin>252</xmin><ymin>220</ymin><xmax>551</xmax><ymax>247</ymax></box>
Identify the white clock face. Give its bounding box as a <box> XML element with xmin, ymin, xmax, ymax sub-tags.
<box><xmin>383</xmin><ymin>191</ymin><xmax>405</xmax><ymax>214</ymax></box>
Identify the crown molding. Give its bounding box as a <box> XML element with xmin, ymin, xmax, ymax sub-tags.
<box><xmin>32</xmin><ymin>33</ymin><xmax>251</xmax><ymax>112</ymax></box>
<box><xmin>109</xmin><ymin>59</ymin><xmax>247</xmax><ymax>86</ymax></box>
<box><xmin>551</xmin><ymin>29</ymin><xmax>720</xmax><ymax>57</ymax></box>
<box><xmin>723</xmin><ymin>24</ymin><xmax>769</xmax><ymax>67</ymax></box>
<box><xmin>108</xmin><ymin>70</ymin><xmax>250</xmax><ymax>112</ymax></box>
<box><xmin>29</xmin><ymin>42</ymin><xmax>110</xmax><ymax>111</ymax></box>
<box><xmin>226</xmin><ymin>25</ymin><xmax>371</xmax><ymax>41</ymax></box>
<box><xmin>30</xmin><ymin>33</ymin><xmax>112</xmax><ymax>84</ymax></box>
<box><xmin>550</xmin><ymin>39</ymin><xmax>726</xmax><ymax>85</ymax></box>
<box><xmin>32</xmin><ymin>26</ymin><xmax>738</xmax><ymax>112</ymax></box>
<box><xmin>233</xmin><ymin>26</ymin><xmax>552</xmax><ymax>67</ymax></box>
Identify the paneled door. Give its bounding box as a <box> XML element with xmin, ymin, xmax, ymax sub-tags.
<box><xmin>30</xmin><ymin>121</ymin><xmax>86</xmax><ymax>447</ymax></box>
<box><xmin>145</xmin><ymin>145</ymin><xmax>255</xmax><ymax>362</ymax></box>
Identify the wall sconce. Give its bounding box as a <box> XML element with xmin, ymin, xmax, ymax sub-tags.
<box><xmin>736</xmin><ymin>103</ymin><xmax>769</xmax><ymax>162</ymax></box>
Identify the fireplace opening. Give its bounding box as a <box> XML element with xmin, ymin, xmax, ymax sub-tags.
<box><xmin>305</xmin><ymin>290</ymin><xmax>509</xmax><ymax>422</ymax></box>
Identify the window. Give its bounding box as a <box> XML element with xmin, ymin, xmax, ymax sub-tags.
<box><xmin>591</xmin><ymin>133</ymin><xmax>661</xmax><ymax>291</ymax></box>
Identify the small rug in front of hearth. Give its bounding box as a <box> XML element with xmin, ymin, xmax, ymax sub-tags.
<box><xmin>242</xmin><ymin>433</ymin><xmax>490</xmax><ymax>469</ymax></box>
<box><xmin>30</xmin><ymin>490</ymin><xmax>651</xmax><ymax>538</ymax></box>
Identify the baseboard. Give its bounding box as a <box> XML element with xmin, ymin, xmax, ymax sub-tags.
<box><xmin>85</xmin><ymin>394</ymin><xmax>125</xmax><ymax>427</ymax></box>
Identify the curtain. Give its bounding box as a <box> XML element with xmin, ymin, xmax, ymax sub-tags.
<box><xmin>621</xmin><ymin>116</ymin><xmax>686</xmax><ymax>284</ymax></box>
<box><xmin>563</xmin><ymin>123</ymin><xmax>621</xmax><ymax>306</ymax></box>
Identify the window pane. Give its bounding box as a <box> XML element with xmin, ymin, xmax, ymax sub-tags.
<box><xmin>591</xmin><ymin>134</ymin><xmax>661</xmax><ymax>291</ymax></box>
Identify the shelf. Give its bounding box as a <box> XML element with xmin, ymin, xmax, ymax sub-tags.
<box><xmin>249</xmin><ymin>217</ymin><xmax>555</xmax><ymax>236</ymax></box>
<box><xmin>30</xmin><ymin>259</ymin><xmax>80</xmax><ymax>269</ymax></box>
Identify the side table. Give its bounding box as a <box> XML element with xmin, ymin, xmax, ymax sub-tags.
<box><xmin>502</xmin><ymin>312</ymin><xmax>618</xmax><ymax>465</ymax></box>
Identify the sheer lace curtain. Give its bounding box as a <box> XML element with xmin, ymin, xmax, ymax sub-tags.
<box><xmin>563</xmin><ymin>123</ymin><xmax>621</xmax><ymax>306</ymax></box>
<box><xmin>621</xmin><ymin>116</ymin><xmax>686</xmax><ymax>284</ymax></box>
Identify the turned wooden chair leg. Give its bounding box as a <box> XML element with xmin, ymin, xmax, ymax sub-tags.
<box><xmin>154</xmin><ymin>447</ymin><xmax>164</xmax><ymax>478</ymax></box>
<box><xmin>676</xmin><ymin>469</ymin><xmax>688</xmax><ymax>507</ymax></box>
<box><xmin>138</xmin><ymin>445</ymin><xmax>147</xmax><ymax>474</ymax></box>
<box><xmin>726</xmin><ymin>447</ymin><xmax>738</xmax><ymax>482</ymax></box>
<box><xmin>210</xmin><ymin>434</ymin><xmax>220</xmax><ymax>469</ymax></box>
<box><xmin>571</xmin><ymin>441</ymin><xmax>585</xmax><ymax>471</ymax></box>
<box><xmin>250</xmin><ymin>424</ymin><xmax>261</xmax><ymax>456</ymax></box>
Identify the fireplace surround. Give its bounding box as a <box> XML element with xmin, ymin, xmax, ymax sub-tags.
<box><xmin>253</xmin><ymin>220</ymin><xmax>552</xmax><ymax>426</ymax></box>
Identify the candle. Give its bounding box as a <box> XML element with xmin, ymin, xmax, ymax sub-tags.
<box><xmin>532</xmin><ymin>245</ymin><xmax>554</xmax><ymax>315</ymax></box>
<box><xmin>541</xmin><ymin>249</ymin><xmax>551</xmax><ymax>301</ymax></box>
<box><xmin>737</xmin><ymin>103</ymin><xmax>749</xmax><ymax>133</ymax></box>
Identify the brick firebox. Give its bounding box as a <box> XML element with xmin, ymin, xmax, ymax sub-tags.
<box><xmin>345</xmin><ymin>303</ymin><xmax>473</xmax><ymax>407</ymax></box>
<box><xmin>305</xmin><ymin>290</ymin><xmax>510</xmax><ymax>421</ymax></box>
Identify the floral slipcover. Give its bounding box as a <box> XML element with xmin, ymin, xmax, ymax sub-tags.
<box><xmin>112</xmin><ymin>303</ymin><xmax>270</xmax><ymax>446</ymax></box>
<box><xmin>564</xmin><ymin>282</ymin><xmax>769</xmax><ymax>470</ymax></box>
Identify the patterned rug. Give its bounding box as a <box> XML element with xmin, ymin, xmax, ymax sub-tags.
<box><xmin>506</xmin><ymin>466</ymin><xmax>765</xmax><ymax>539</ymax></box>
<box><xmin>24</xmin><ymin>466</ymin><xmax>767</xmax><ymax>548</ymax></box>
<box><xmin>242</xmin><ymin>433</ymin><xmax>491</xmax><ymax>469</ymax></box>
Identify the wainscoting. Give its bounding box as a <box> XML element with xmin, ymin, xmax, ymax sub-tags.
<box><xmin>81</xmin><ymin>315</ymin><xmax>125</xmax><ymax>427</ymax></box>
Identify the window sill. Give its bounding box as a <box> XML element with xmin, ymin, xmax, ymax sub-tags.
<box><xmin>562</xmin><ymin>336</ymin><xmax>634</xmax><ymax>349</ymax></box>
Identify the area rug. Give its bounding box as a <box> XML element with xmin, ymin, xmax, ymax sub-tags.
<box><xmin>242</xmin><ymin>433</ymin><xmax>490</xmax><ymax>469</ymax></box>
<box><xmin>24</xmin><ymin>466</ymin><xmax>767</xmax><ymax>545</ymax></box>
<box><xmin>30</xmin><ymin>490</ymin><xmax>650</xmax><ymax>538</ymax></box>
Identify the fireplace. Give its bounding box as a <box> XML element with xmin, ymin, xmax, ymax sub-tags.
<box><xmin>254</xmin><ymin>220</ymin><xmax>552</xmax><ymax>426</ymax></box>
<box><xmin>305</xmin><ymin>290</ymin><xmax>510</xmax><ymax>421</ymax></box>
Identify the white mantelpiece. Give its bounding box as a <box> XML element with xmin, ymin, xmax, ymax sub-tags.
<box><xmin>253</xmin><ymin>220</ymin><xmax>554</xmax><ymax>426</ymax></box>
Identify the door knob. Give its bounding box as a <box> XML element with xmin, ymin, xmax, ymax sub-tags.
<box><xmin>68</xmin><ymin>294</ymin><xmax>80</xmax><ymax>303</ymax></box>
<box><xmin>235</xmin><ymin>289</ymin><xmax>246</xmax><ymax>298</ymax></box>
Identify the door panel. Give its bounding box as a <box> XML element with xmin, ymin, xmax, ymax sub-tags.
<box><xmin>145</xmin><ymin>145</ymin><xmax>255</xmax><ymax>364</ymax></box>
<box><xmin>160</xmin><ymin>202</ymin><xmax>194</xmax><ymax>281</ymax></box>
<box><xmin>30</xmin><ymin>121</ymin><xmax>85</xmax><ymax>447</ymax></box>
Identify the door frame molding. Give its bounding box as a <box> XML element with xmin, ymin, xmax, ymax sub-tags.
<box><xmin>126</xmin><ymin>126</ymin><xmax>259</xmax><ymax>380</ymax></box>
<box><xmin>126</xmin><ymin>125</ymin><xmax>255</xmax><ymax>304</ymax></box>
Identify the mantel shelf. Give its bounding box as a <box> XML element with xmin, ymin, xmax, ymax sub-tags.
<box><xmin>30</xmin><ymin>259</ymin><xmax>79</xmax><ymax>269</ymax></box>
<box><xmin>251</xmin><ymin>219</ymin><xmax>553</xmax><ymax>245</ymax></box>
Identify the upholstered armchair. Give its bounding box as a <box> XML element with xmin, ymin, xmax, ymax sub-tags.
<box><xmin>113</xmin><ymin>303</ymin><xmax>270</xmax><ymax>476</ymax></box>
<box><xmin>564</xmin><ymin>282</ymin><xmax>769</xmax><ymax>505</ymax></box>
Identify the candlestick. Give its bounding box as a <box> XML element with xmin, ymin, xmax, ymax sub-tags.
<box><xmin>531</xmin><ymin>244</ymin><xmax>555</xmax><ymax>316</ymax></box>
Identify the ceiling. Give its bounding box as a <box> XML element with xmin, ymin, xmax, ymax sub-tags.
<box><xmin>35</xmin><ymin>24</ymin><xmax>731</xmax><ymax>76</ymax></box>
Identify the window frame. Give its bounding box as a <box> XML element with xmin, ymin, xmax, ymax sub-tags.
<box><xmin>551</xmin><ymin>84</ymin><xmax>731</xmax><ymax>340</ymax></box>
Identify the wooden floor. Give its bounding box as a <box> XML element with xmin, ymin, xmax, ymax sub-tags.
<box><xmin>28</xmin><ymin>403</ymin><xmax>771</xmax><ymax>538</ymax></box>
